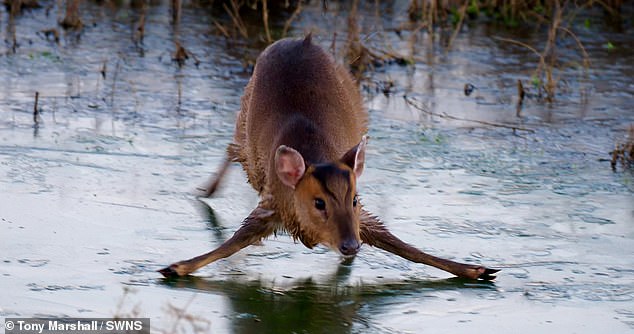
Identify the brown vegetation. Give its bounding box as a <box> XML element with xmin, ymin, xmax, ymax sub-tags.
<box><xmin>60</xmin><ymin>0</ymin><xmax>82</xmax><ymax>30</ymax></box>
<box><xmin>611</xmin><ymin>125</ymin><xmax>634</xmax><ymax>171</ymax></box>
<box><xmin>2</xmin><ymin>0</ymin><xmax>626</xmax><ymax>111</ymax></box>
<box><xmin>196</xmin><ymin>0</ymin><xmax>616</xmax><ymax>103</ymax></box>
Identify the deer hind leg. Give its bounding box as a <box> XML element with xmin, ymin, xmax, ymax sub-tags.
<box><xmin>359</xmin><ymin>209</ymin><xmax>499</xmax><ymax>280</ymax></box>
<box><xmin>196</xmin><ymin>143</ymin><xmax>242</xmax><ymax>197</ymax></box>
<box><xmin>159</xmin><ymin>205</ymin><xmax>277</xmax><ymax>277</ymax></box>
<box><xmin>196</xmin><ymin>158</ymin><xmax>231</xmax><ymax>197</ymax></box>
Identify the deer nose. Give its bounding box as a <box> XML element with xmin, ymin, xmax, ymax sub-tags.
<box><xmin>339</xmin><ymin>239</ymin><xmax>360</xmax><ymax>256</ymax></box>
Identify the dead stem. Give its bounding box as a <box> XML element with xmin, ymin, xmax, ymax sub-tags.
<box><xmin>408</xmin><ymin>0</ymin><xmax>420</xmax><ymax>21</ymax></box>
<box><xmin>9</xmin><ymin>0</ymin><xmax>21</xmax><ymax>17</ymax></box>
<box><xmin>100</xmin><ymin>60</ymin><xmax>107</xmax><ymax>80</ymax></box>
<box><xmin>344</xmin><ymin>0</ymin><xmax>420</xmax><ymax>78</ymax></box>
<box><xmin>611</xmin><ymin>124</ymin><xmax>634</xmax><ymax>171</ymax></box>
<box><xmin>172</xmin><ymin>41</ymin><xmax>200</xmax><ymax>68</ymax></box>
<box><xmin>516</xmin><ymin>79</ymin><xmax>525</xmax><ymax>116</ymax></box>
<box><xmin>493</xmin><ymin>36</ymin><xmax>548</xmax><ymax>97</ymax></box>
<box><xmin>8</xmin><ymin>0</ymin><xmax>19</xmax><ymax>52</ymax></box>
<box><xmin>173</xmin><ymin>41</ymin><xmax>188</xmax><ymax>68</ymax></box>
<box><xmin>171</xmin><ymin>0</ymin><xmax>181</xmax><ymax>25</ymax></box>
<box><xmin>371</xmin><ymin>0</ymin><xmax>405</xmax><ymax>66</ymax></box>
<box><xmin>165</xmin><ymin>295</ymin><xmax>210</xmax><ymax>334</ymax></box>
<box><xmin>407</xmin><ymin>21</ymin><xmax>428</xmax><ymax>58</ymax></box>
<box><xmin>589</xmin><ymin>0</ymin><xmax>620</xmax><ymax>17</ymax></box>
<box><xmin>404</xmin><ymin>95</ymin><xmax>535</xmax><ymax>133</ymax></box>
<box><xmin>33</xmin><ymin>91</ymin><xmax>40</xmax><ymax>125</ymax></box>
<box><xmin>95</xmin><ymin>59</ymin><xmax>106</xmax><ymax>97</ymax></box>
<box><xmin>517</xmin><ymin>80</ymin><xmax>525</xmax><ymax>101</ymax></box>
<box><xmin>176</xmin><ymin>74</ymin><xmax>182</xmax><ymax>112</ymax></box>
<box><xmin>213</xmin><ymin>20</ymin><xmax>230</xmax><ymax>38</ymax></box>
<box><xmin>542</xmin><ymin>0</ymin><xmax>562</xmax><ymax>102</ymax></box>
<box><xmin>558</xmin><ymin>26</ymin><xmax>591</xmax><ymax>68</ymax></box>
<box><xmin>447</xmin><ymin>0</ymin><xmax>468</xmax><ymax>50</ymax></box>
<box><xmin>113</xmin><ymin>287</ymin><xmax>141</xmax><ymax>320</ymax></box>
<box><xmin>6</xmin><ymin>0</ymin><xmax>41</xmax><ymax>12</ymax></box>
<box><xmin>110</xmin><ymin>59</ymin><xmax>121</xmax><ymax>106</ymax></box>
<box><xmin>40</xmin><ymin>28</ymin><xmax>60</xmax><ymax>43</ymax></box>
<box><xmin>262</xmin><ymin>0</ymin><xmax>272</xmax><ymax>43</ymax></box>
<box><xmin>493</xmin><ymin>36</ymin><xmax>545</xmax><ymax>67</ymax></box>
<box><xmin>60</xmin><ymin>0</ymin><xmax>82</xmax><ymax>30</ymax></box>
<box><xmin>282</xmin><ymin>1</ymin><xmax>303</xmax><ymax>38</ymax></box>
<box><xmin>134</xmin><ymin>3</ymin><xmax>147</xmax><ymax>46</ymax></box>
<box><xmin>173</xmin><ymin>41</ymin><xmax>200</xmax><ymax>68</ymax></box>
<box><xmin>346</xmin><ymin>0</ymin><xmax>371</xmax><ymax>79</ymax></box>
<box><xmin>223</xmin><ymin>0</ymin><xmax>248</xmax><ymax>39</ymax></box>
<box><xmin>428</xmin><ymin>0</ymin><xmax>438</xmax><ymax>34</ymax></box>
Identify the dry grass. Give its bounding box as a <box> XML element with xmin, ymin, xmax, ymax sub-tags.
<box><xmin>408</xmin><ymin>0</ymin><xmax>623</xmax><ymax>27</ymax></box>
<box><xmin>223</xmin><ymin>0</ymin><xmax>248</xmax><ymax>39</ymax></box>
<box><xmin>134</xmin><ymin>3</ymin><xmax>147</xmax><ymax>46</ymax></box>
<box><xmin>405</xmin><ymin>95</ymin><xmax>536</xmax><ymax>133</ymax></box>
<box><xmin>171</xmin><ymin>0</ymin><xmax>181</xmax><ymax>25</ymax></box>
<box><xmin>162</xmin><ymin>296</ymin><xmax>211</xmax><ymax>334</ymax></box>
<box><xmin>345</xmin><ymin>0</ymin><xmax>370</xmax><ymax>79</ymax></box>
<box><xmin>33</xmin><ymin>91</ymin><xmax>40</xmax><ymax>125</ymax></box>
<box><xmin>282</xmin><ymin>1</ymin><xmax>303</xmax><ymax>38</ymax></box>
<box><xmin>113</xmin><ymin>287</ymin><xmax>210</xmax><ymax>334</ymax></box>
<box><xmin>60</xmin><ymin>0</ymin><xmax>82</xmax><ymax>30</ymax></box>
<box><xmin>340</xmin><ymin>0</ymin><xmax>602</xmax><ymax>100</ymax></box>
<box><xmin>4</xmin><ymin>0</ymin><xmax>623</xmax><ymax>100</ymax></box>
<box><xmin>490</xmin><ymin>1</ymin><xmax>591</xmax><ymax>102</ymax></box>
<box><xmin>611</xmin><ymin>125</ymin><xmax>634</xmax><ymax>171</ymax></box>
<box><xmin>262</xmin><ymin>0</ymin><xmax>272</xmax><ymax>43</ymax></box>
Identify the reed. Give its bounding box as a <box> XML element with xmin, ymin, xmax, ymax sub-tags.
<box><xmin>60</xmin><ymin>0</ymin><xmax>82</xmax><ymax>30</ymax></box>
<box><xmin>223</xmin><ymin>0</ymin><xmax>248</xmax><ymax>39</ymax></box>
<box><xmin>408</xmin><ymin>0</ymin><xmax>623</xmax><ymax>27</ymax></box>
<box><xmin>262</xmin><ymin>0</ymin><xmax>272</xmax><ymax>43</ymax></box>
<box><xmin>611</xmin><ymin>125</ymin><xmax>634</xmax><ymax>171</ymax></box>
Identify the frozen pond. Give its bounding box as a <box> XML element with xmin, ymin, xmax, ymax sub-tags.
<box><xmin>1</xmin><ymin>1</ymin><xmax>633</xmax><ymax>333</ymax></box>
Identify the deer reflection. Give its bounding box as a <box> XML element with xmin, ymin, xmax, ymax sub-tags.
<box><xmin>191</xmin><ymin>199</ymin><xmax>226</xmax><ymax>242</ymax></box>
<box><xmin>177</xmin><ymin>198</ymin><xmax>496</xmax><ymax>333</ymax></box>
<box><xmin>160</xmin><ymin>264</ymin><xmax>495</xmax><ymax>334</ymax></box>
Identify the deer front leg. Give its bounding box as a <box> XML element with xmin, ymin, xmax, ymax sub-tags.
<box><xmin>159</xmin><ymin>206</ymin><xmax>277</xmax><ymax>277</ymax></box>
<box><xmin>360</xmin><ymin>210</ymin><xmax>498</xmax><ymax>280</ymax></box>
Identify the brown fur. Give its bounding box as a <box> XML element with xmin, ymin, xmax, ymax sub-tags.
<box><xmin>233</xmin><ymin>36</ymin><xmax>366</xmax><ymax>191</ymax></box>
<box><xmin>230</xmin><ymin>35</ymin><xmax>366</xmax><ymax>246</ymax></box>
<box><xmin>159</xmin><ymin>35</ymin><xmax>498</xmax><ymax>281</ymax></box>
<box><xmin>291</xmin><ymin>162</ymin><xmax>360</xmax><ymax>250</ymax></box>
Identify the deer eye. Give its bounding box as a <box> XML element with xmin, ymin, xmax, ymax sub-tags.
<box><xmin>314</xmin><ymin>198</ymin><xmax>326</xmax><ymax>211</ymax></box>
<box><xmin>353</xmin><ymin>195</ymin><xmax>358</xmax><ymax>207</ymax></box>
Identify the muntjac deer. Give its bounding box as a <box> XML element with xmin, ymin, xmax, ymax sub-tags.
<box><xmin>159</xmin><ymin>35</ymin><xmax>498</xmax><ymax>280</ymax></box>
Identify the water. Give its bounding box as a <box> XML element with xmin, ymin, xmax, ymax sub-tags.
<box><xmin>1</xmin><ymin>1</ymin><xmax>633</xmax><ymax>333</ymax></box>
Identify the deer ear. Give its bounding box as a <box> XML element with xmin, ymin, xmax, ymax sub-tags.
<box><xmin>275</xmin><ymin>146</ymin><xmax>306</xmax><ymax>189</ymax></box>
<box><xmin>341</xmin><ymin>135</ymin><xmax>367</xmax><ymax>179</ymax></box>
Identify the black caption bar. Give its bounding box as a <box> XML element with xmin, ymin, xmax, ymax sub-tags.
<box><xmin>4</xmin><ymin>318</ymin><xmax>150</xmax><ymax>334</ymax></box>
